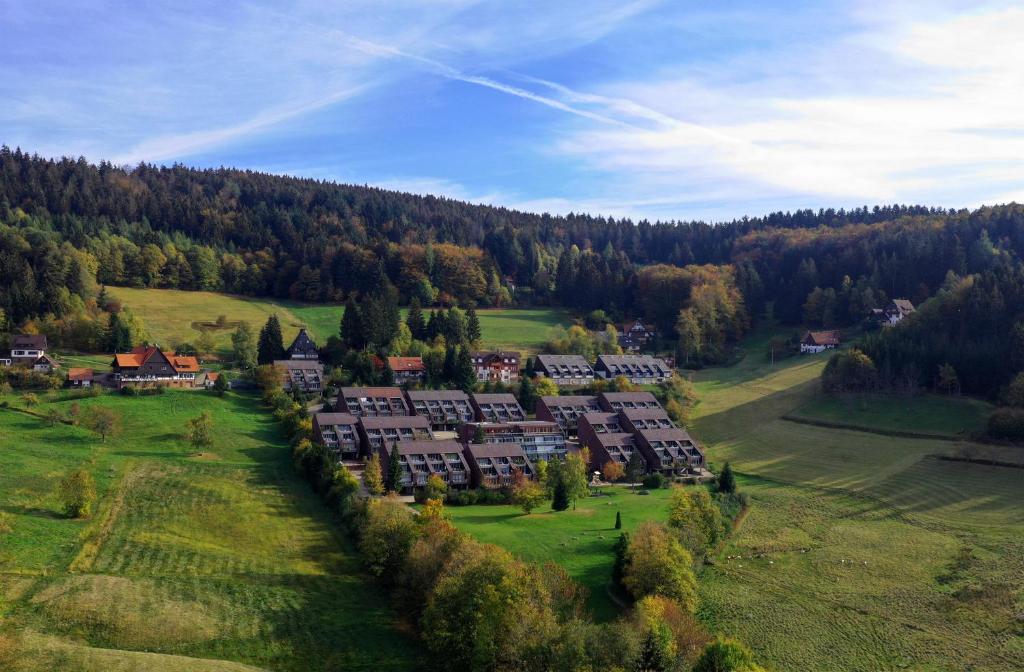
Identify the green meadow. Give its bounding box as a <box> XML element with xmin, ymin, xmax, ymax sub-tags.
<box><xmin>0</xmin><ymin>390</ymin><xmax>417</xmax><ymax>672</ymax></box>
<box><xmin>107</xmin><ymin>286</ymin><xmax>569</xmax><ymax>356</ymax></box>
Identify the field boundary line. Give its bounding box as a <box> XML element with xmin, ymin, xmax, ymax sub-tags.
<box><xmin>68</xmin><ymin>462</ymin><xmax>141</xmax><ymax>573</ymax></box>
<box><xmin>780</xmin><ymin>414</ymin><xmax>962</xmax><ymax>441</ymax></box>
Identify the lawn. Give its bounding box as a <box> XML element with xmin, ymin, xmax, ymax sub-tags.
<box><xmin>0</xmin><ymin>390</ymin><xmax>417</xmax><ymax>672</ymax></box>
<box><xmin>787</xmin><ymin>392</ymin><xmax>993</xmax><ymax>438</ymax></box>
<box><xmin>444</xmin><ymin>322</ymin><xmax>1024</xmax><ymax>671</ymax></box>
<box><xmin>443</xmin><ymin>486</ymin><xmax>675</xmax><ymax>621</ymax></box>
<box><xmin>107</xmin><ymin>286</ymin><xmax>569</xmax><ymax>357</ymax></box>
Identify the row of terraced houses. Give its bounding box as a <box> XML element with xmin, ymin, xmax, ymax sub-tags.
<box><xmin>313</xmin><ymin>387</ymin><xmax>704</xmax><ymax>494</ymax></box>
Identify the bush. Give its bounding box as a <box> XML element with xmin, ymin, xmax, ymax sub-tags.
<box><xmin>642</xmin><ymin>473</ymin><xmax>665</xmax><ymax>489</ymax></box>
<box><xmin>59</xmin><ymin>469</ymin><xmax>96</xmax><ymax>518</ymax></box>
<box><xmin>692</xmin><ymin>637</ymin><xmax>765</xmax><ymax>672</ymax></box>
<box><xmin>621</xmin><ymin>522</ymin><xmax>698</xmax><ymax>611</ymax></box>
<box><xmin>821</xmin><ymin>348</ymin><xmax>878</xmax><ymax>393</ymax></box>
<box><xmin>987</xmin><ymin>408</ymin><xmax>1024</xmax><ymax>441</ymax></box>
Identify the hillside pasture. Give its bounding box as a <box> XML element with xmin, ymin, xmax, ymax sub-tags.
<box><xmin>0</xmin><ymin>391</ymin><xmax>416</xmax><ymax>672</ymax></box>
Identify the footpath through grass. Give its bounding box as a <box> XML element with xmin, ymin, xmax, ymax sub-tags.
<box><xmin>0</xmin><ymin>390</ymin><xmax>417</xmax><ymax>672</ymax></box>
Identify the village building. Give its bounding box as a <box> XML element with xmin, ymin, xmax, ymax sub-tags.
<box><xmin>800</xmin><ymin>330</ymin><xmax>841</xmax><ymax>354</ymax></box>
<box><xmin>357</xmin><ymin>415</ymin><xmax>434</xmax><ymax>454</ymax></box>
<box><xmin>388</xmin><ymin>356</ymin><xmax>426</xmax><ymax>384</ymax></box>
<box><xmin>340</xmin><ymin>387</ymin><xmax>411</xmax><ymax>417</ymax></box>
<box><xmin>471</xmin><ymin>351</ymin><xmax>521</xmax><ymax>383</ymax></box>
<box><xmin>460</xmin><ymin>420</ymin><xmax>568</xmax><ymax>463</ymax></box>
<box><xmin>534</xmin><ymin>395</ymin><xmax>601</xmax><ymax>436</ymax></box>
<box><xmin>198</xmin><ymin>371</ymin><xmax>220</xmax><ymax>389</ymax></box>
<box><xmin>594</xmin><ymin>354</ymin><xmax>674</xmax><ymax>384</ymax></box>
<box><xmin>534</xmin><ymin>354</ymin><xmax>595</xmax><ymax>387</ymax></box>
<box><xmin>274</xmin><ymin>360</ymin><xmax>324</xmax><ymax>393</ymax></box>
<box><xmin>634</xmin><ymin>427</ymin><xmax>704</xmax><ymax>476</ymax></box>
<box><xmin>313</xmin><ymin>412</ymin><xmax>360</xmax><ymax>460</ymax></box>
<box><xmin>617</xmin><ymin>407</ymin><xmax>675</xmax><ymax>432</ymax></box>
<box><xmin>872</xmin><ymin>299</ymin><xmax>916</xmax><ymax>326</ymax></box>
<box><xmin>378</xmin><ymin>439</ymin><xmax>470</xmax><ymax>493</ymax></box>
<box><xmin>405</xmin><ymin>389</ymin><xmax>474</xmax><ymax>431</ymax></box>
<box><xmin>463</xmin><ymin>443</ymin><xmax>534</xmax><ymax>489</ymax></box>
<box><xmin>597</xmin><ymin>391</ymin><xmax>661</xmax><ymax>413</ymax></box>
<box><xmin>8</xmin><ymin>334</ymin><xmax>47</xmax><ymax>365</ymax></box>
<box><xmin>112</xmin><ymin>346</ymin><xmax>200</xmax><ymax>388</ymax></box>
<box><xmin>619</xmin><ymin>319</ymin><xmax>656</xmax><ymax>352</ymax></box>
<box><xmin>470</xmin><ymin>392</ymin><xmax>526</xmax><ymax>422</ymax></box>
<box><xmin>585</xmin><ymin>431</ymin><xmax>643</xmax><ymax>473</ymax></box>
<box><xmin>285</xmin><ymin>328</ymin><xmax>320</xmax><ymax>360</ymax></box>
<box><xmin>66</xmin><ymin>368</ymin><xmax>94</xmax><ymax>387</ymax></box>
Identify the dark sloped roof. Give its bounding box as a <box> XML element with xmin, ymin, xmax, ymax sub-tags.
<box><xmin>314</xmin><ymin>412</ymin><xmax>359</xmax><ymax>426</ymax></box>
<box><xmin>359</xmin><ymin>415</ymin><xmax>431</xmax><ymax>430</ymax></box>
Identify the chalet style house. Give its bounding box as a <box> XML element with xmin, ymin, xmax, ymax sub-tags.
<box><xmin>357</xmin><ymin>415</ymin><xmax>434</xmax><ymax>454</ymax></box>
<box><xmin>535</xmin><ymin>395</ymin><xmax>601</xmax><ymax>436</ymax></box>
<box><xmin>872</xmin><ymin>299</ymin><xmax>916</xmax><ymax>326</ymax></box>
<box><xmin>470</xmin><ymin>393</ymin><xmax>526</xmax><ymax>422</ymax></box>
<box><xmin>463</xmin><ymin>443</ymin><xmax>533</xmax><ymax>489</ymax></box>
<box><xmin>405</xmin><ymin>390</ymin><xmax>474</xmax><ymax>430</ymax></box>
<box><xmin>3</xmin><ymin>334</ymin><xmax>58</xmax><ymax>371</ymax></box>
<box><xmin>286</xmin><ymin>328</ymin><xmax>320</xmax><ymax>360</ymax></box>
<box><xmin>379</xmin><ymin>439</ymin><xmax>470</xmax><ymax>493</ymax></box>
<box><xmin>800</xmin><ymin>330</ymin><xmax>841</xmax><ymax>354</ymax></box>
<box><xmin>594</xmin><ymin>354</ymin><xmax>674</xmax><ymax>384</ymax></box>
<box><xmin>534</xmin><ymin>354</ymin><xmax>595</xmax><ymax>387</ymax></box>
<box><xmin>112</xmin><ymin>346</ymin><xmax>200</xmax><ymax>388</ymax></box>
<box><xmin>619</xmin><ymin>319</ymin><xmax>656</xmax><ymax>352</ymax></box>
<box><xmin>460</xmin><ymin>420</ymin><xmax>568</xmax><ymax>463</ymax></box>
<box><xmin>598</xmin><ymin>391</ymin><xmax>662</xmax><ymax>413</ymax></box>
<box><xmin>471</xmin><ymin>351</ymin><xmax>520</xmax><ymax>383</ymax></box>
<box><xmin>388</xmin><ymin>357</ymin><xmax>426</xmax><ymax>384</ymax></box>
<box><xmin>340</xmin><ymin>387</ymin><xmax>411</xmax><ymax>417</ymax></box>
<box><xmin>274</xmin><ymin>360</ymin><xmax>324</xmax><ymax>393</ymax></box>
<box><xmin>313</xmin><ymin>412</ymin><xmax>360</xmax><ymax>460</ymax></box>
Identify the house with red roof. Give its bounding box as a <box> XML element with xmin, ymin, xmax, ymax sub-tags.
<box><xmin>111</xmin><ymin>346</ymin><xmax>201</xmax><ymax>388</ymax></box>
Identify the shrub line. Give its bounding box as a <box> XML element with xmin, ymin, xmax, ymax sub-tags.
<box><xmin>780</xmin><ymin>414</ymin><xmax>961</xmax><ymax>441</ymax></box>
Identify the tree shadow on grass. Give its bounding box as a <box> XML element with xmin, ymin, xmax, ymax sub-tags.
<box><xmin>0</xmin><ymin>503</ymin><xmax>63</xmax><ymax>519</ymax></box>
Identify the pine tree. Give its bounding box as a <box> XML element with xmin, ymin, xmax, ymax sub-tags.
<box><xmin>364</xmin><ymin>454</ymin><xmax>385</xmax><ymax>496</ymax></box>
<box><xmin>518</xmin><ymin>375</ymin><xmax>536</xmax><ymax>414</ymax></box>
<box><xmin>718</xmin><ymin>462</ymin><xmax>736</xmax><ymax>494</ymax></box>
<box><xmin>615</xmin><ymin>510</ymin><xmax>622</xmax><ymax>529</ymax></box>
<box><xmin>105</xmin><ymin>312</ymin><xmax>132</xmax><ymax>352</ymax></box>
<box><xmin>611</xmin><ymin>532</ymin><xmax>630</xmax><ymax>588</ymax></box>
<box><xmin>454</xmin><ymin>346</ymin><xmax>476</xmax><ymax>393</ymax></box>
<box><xmin>406</xmin><ymin>297</ymin><xmax>426</xmax><ymax>340</ymax></box>
<box><xmin>473</xmin><ymin>424</ymin><xmax>485</xmax><ymax>444</ymax></box>
<box><xmin>387</xmin><ymin>442</ymin><xmax>404</xmax><ymax>493</ymax></box>
<box><xmin>552</xmin><ymin>477</ymin><xmax>570</xmax><ymax>511</ymax></box>
<box><xmin>465</xmin><ymin>305</ymin><xmax>482</xmax><ymax>344</ymax></box>
<box><xmin>340</xmin><ymin>297</ymin><xmax>364</xmax><ymax>349</ymax></box>
<box><xmin>626</xmin><ymin>451</ymin><xmax>645</xmax><ymax>486</ymax></box>
<box><xmin>257</xmin><ymin>314</ymin><xmax>285</xmax><ymax>365</ymax></box>
<box><xmin>442</xmin><ymin>345</ymin><xmax>457</xmax><ymax>382</ymax></box>
<box><xmin>426</xmin><ymin>310</ymin><xmax>441</xmax><ymax>340</ymax></box>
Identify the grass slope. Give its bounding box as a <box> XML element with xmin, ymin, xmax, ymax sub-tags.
<box><xmin>107</xmin><ymin>286</ymin><xmax>569</xmax><ymax>356</ymax></box>
<box><xmin>787</xmin><ymin>392</ymin><xmax>993</xmax><ymax>438</ymax></box>
<box><xmin>443</xmin><ymin>323</ymin><xmax>1024</xmax><ymax>671</ymax></box>
<box><xmin>0</xmin><ymin>391</ymin><xmax>416</xmax><ymax>671</ymax></box>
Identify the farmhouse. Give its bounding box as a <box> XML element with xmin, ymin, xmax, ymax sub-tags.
<box><xmin>313</xmin><ymin>412</ymin><xmax>360</xmax><ymax>460</ymax></box>
<box><xmin>873</xmin><ymin>299</ymin><xmax>916</xmax><ymax>326</ymax></box>
<box><xmin>388</xmin><ymin>356</ymin><xmax>426</xmax><ymax>384</ymax></box>
<box><xmin>66</xmin><ymin>368</ymin><xmax>94</xmax><ymax>387</ymax></box>
<box><xmin>460</xmin><ymin>420</ymin><xmax>568</xmax><ymax>463</ymax></box>
<box><xmin>534</xmin><ymin>354</ymin><xmax>595</xmax><ymax>387</ymax></box>
<box><xmin>470</xmin><ymin>392</ymin><xmax>526</xmax><ymax>422</ymax></box>
<box><xmin>286</xmin><ymin>328</ymin><xmax>320</xmax><ymax>360</ymax></box>
<box><xmin>534</xmin><ymin>395</ymin><xmax>601</xmax><ymax>435</ymax></box>
<box><xmin>112</xmin><ymin>346</ymin><xmax>200</xmax><ymax>388</ymax></box>
<box><xmin>594</xmin><ymin>354</ymin><xmax>673</xmax><ymax>384</ymax></box>
<box><xmin>463</xmin><ymin>443</ymin><xmax>534</xmax><ymax>489</ymax></box>
<box><xmin>340</xmin><ymin>387</ymin><xmax>411</xmax><ymax>417</ymax></box>
<box><xmin>378</xmin><ymin>439</ymin><xmax>470</xmax><ymax>492</ymax></box>
<box><xmin>619</xmin><ymin>319</ymin><xmax>656</xmax><ymax>352</ymax></box>
<box><xmin>598</xmin><ymin>391</ymin><xmax>661</xmax><ymax>412</ymax></box>
<box><xmin>800</xmin><ymin>330</ymin><xmax>841</xmax><ymax>354</ymax></box>
<box><xmin>405</xmin><ymin>389</ymin><xmax>474</xmax><ymax>430</ymax></box>
<box><xmin>471</xmin><ymin>351</ymin><xmax>521</xmax><ymax>383</ymax></box>
<box><xmin>274</xmin><ymin>360</ymin><xmax>324</xmax><ymax>393</ymax></box>
<box><xmin>7</xmin><ymin>334</ymin><xmax>47</xmax><ymax>365</ymax></box>
<box><xmin>358</xmin><ymin>415</ymin><xmax>433</xmax><ymax>454</ymax></box>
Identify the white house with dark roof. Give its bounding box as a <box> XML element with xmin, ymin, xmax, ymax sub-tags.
<box><xmin>594</xmin><ymin>354</ymin><xmax>673</xmax><ymax>384</ymax></box>
<box><xmin>534</xmin><ymin>354</ymin><xmax>594</xmax><ymax>387</ymax></box>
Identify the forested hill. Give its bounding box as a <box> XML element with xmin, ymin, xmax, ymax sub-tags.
<box><xmin>4</xmin><ymin>146</ymin><xmax>1024</xmax><ymax>395</ymax></box>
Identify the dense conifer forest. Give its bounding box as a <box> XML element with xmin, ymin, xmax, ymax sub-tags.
<box><xmin>3</xmin><ymin>146</ymin><xmax>1024</xmax><ymax>396</ymax></box>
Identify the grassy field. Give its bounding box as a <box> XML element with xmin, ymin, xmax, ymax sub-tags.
<box><xmin>106</xmin><ymin>287</ymin><xmax>569</xmax><ymax>357</ymax></box>
<box><xmin>0</xmin><ymin>390</ymin><xmax>417</xmax><ymax>671</ymax></box>
<box><xmin>443</xmin><ymin>323</ymin><xmax>1024</xmax><ymax>671</ymax></box>
<box><xmin>443</xmin><ymin>486</ymin><xmax>675</xmax><ymax>621</ymax></box>
<box><xmin>787</xmin><ymin>392</ymin><xmax>994</xmax><ymax>438</ymax></box>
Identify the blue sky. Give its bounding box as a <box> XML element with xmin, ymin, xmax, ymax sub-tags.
<box><xmin>2</xmin><ymin>0</ymin><xmax>1023</xmax><ymax>221</ymax></box>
